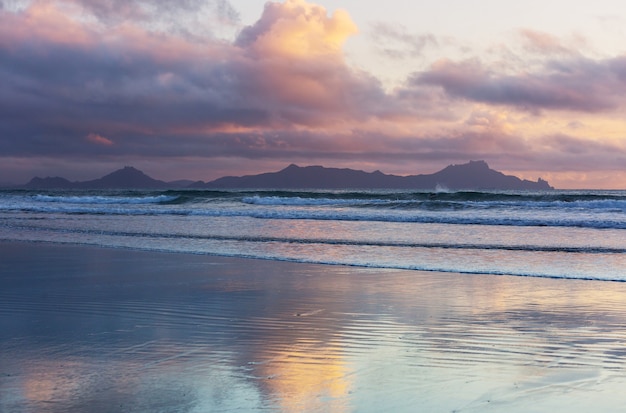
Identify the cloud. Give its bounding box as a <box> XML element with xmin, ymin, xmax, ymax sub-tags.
<box><xmin>413</xmin><ymin>56</ymin><xmax>626</xmax><ymax>112</ymax></box>
<box><xmin>518</xmin><ymin>29</ymin><xmax>579</xmax><ymax>56</ymax></box>
<box><xmin>236</xmin><ymin>0</ymin><xmax>357</xmax><ymax>57</ymax></box>
<box><xmin>368</xmin><ymin>22</ymin><xmax>437</xmax><ymax>59</ymax></box>
<box><xmin>86</xmin><ymin>132</ymin><xmax>114</xmax><ymax>146</ymax></box>
<box><xmin>0</xmin><ymin>0</ymin><xmax>392</xmax><ymax>144</ymax></box>
<box><xmin>215</xmin><ymin>0</ymin><xmax>240</xmax><ymax>26</ymax></box>
<box><xmin>57</xmin><ymin>0</ymin><xmax>240</xmax><ymax>36</ymax></box>
<box><xmin>539</xmin><ymin>133</ymin><xmax>624</xmax><ymax>158</ymax></box>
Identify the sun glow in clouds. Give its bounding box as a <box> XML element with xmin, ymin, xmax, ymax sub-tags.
<box><xmin>237</xmin><ymin>0</ymin><xmax>357</xmax><ymax>58</ymax></box>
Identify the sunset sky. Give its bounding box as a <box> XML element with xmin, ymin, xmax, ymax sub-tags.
<box><xmin>2</xmin><ymin>0</ymin><xmax>626</xmax><ymax>188</ymax></box>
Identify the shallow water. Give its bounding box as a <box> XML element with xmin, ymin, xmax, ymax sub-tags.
<box><xmin>2</xmin><ymin>242</ymin><xmax>626</xmax><ymax>412</ymax></box>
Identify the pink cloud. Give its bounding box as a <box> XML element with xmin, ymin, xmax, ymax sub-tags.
<box><xmin>0</xmin><ymin>1</ymin><xmax>95</xmax><ymax>48</ymax></box>
<box><xmin>236</xmin><ymin>0</ymin><xmax>357</xmax><ymax>58</ymax></box>
<box><xmin>228</xmin><ymin>0</ymin><xmax>387</xmax><ymax>127</ymax></box>
<box><xmin>518</xmin><ymin>29</ymin><xmax>576</xmax><ymax>55</ymax></box>
<box><xmin>86</xmin><ymin>133</ymin><xmax>114</xmax><ymax>146</ymax></box>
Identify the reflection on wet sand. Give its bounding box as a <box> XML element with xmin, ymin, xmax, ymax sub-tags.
<box><xmin>2</xmin><ymin>242</ymin><xmax>626</xmax><ymax>412</ymax></box>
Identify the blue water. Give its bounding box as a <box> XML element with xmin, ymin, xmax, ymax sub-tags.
<box><xmin>1</xmin><ymin>188</ymin><xmax>625</xmax><ymax>280</ymax></box>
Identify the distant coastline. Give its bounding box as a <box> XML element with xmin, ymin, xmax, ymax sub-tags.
<box><xmin>19</xmin><ymin>160</ymin><xmax>553</xmax><ymax>191</ymax></box>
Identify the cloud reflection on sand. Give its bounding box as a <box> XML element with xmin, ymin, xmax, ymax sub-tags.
<box><xmin>2</xmin><ymin>242</ymin><xmax>626</xmax><ymax>412</ymax></box>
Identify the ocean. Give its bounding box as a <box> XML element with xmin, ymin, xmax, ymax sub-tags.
<box><xmin>1</xmin><ymin>188</ymin><xmax>625</xmax><ymax>281</ymax></box>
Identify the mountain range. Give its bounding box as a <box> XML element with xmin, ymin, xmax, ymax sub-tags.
<box><xmin>22</xmin><ymin>161</ymin><xmax>553</xmax><ymax>190</ymax></box>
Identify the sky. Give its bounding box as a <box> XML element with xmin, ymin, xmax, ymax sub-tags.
<box><xmin>1</xmin><ymin>0</ymin><xmax>626</xmax><ymax>188</ymax></box>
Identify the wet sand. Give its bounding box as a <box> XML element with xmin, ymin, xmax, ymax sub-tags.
<box><xmin>1</xmin><ymin>241</ymin><xmax>626</xmax><ymax>412</ymax></box>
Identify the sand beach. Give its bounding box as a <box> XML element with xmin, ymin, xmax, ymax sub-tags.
<box><xmin>2</xmin><ymin>241</ymin><xmax>626</xmax><ymax>412</ymax></box>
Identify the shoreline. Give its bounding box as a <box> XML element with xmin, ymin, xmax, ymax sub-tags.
<box><xmin>1</xmin><ymin>238</ymin><xmax>622</xmax><ymax>283</ymax></box>
<box><xmin>3</xmin><ymin>240</ymin><xmax>626</xmax><ymax>412</ymax></box>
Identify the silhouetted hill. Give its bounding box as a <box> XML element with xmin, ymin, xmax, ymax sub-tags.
<box><xmin>403</xmin><ymin>161</ymin><xmax>553</xmax><ymax>190</ymax></box>
<box><xmin>76</xmin><ymin>166</ymin><xmax>167</xmax><ymax>189</ymax></box>
<box><xmin>24</xmin><ymin>176</ymin><xmax>75</xmax><ymax>189</ymax></box>
<box><xmin>168</xmin><ymin>179</ymin><xmax>196</xmax><ymax>187</ymax></box>
<box><xmin>194</xmin><ymin>161</ymin><xmax>553</xmax><ymax>190</ymax></box>
<box><xmin>24</xmin><ymin>166</ymin><xmax>171</xmax><ymax>189</ymax></box>
<box><xmin>190</xmin><ymin>164</ymin><xmax>400</xmax><ymax>189</ymax></box>
<box><xmin>22</xmin><ymin>161</ymin><xmax>554</xmax><ymax>190</ymax></box>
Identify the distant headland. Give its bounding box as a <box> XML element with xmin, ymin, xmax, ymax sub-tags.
<box><xmin>22</xmin><ymin>161</ymin><xmax>554</xmax><ymax>190</ymax></box>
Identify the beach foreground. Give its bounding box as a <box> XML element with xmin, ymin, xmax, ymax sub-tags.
<box><xmin>1</xmin><ymin>241</ymin><xmax>626</xmax><ymax>412</ymax></box>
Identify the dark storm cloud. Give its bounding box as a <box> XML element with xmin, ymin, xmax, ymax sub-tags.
<box><xmin>414</xmin><ymin>56</ymin><xmax>626</xmax><ymax>112</ymax></box>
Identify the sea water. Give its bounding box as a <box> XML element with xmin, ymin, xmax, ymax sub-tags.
<box><xmin>1</xmin><ymin>188</ymin><xmax>625</xmax><ymax>280</ymax></box>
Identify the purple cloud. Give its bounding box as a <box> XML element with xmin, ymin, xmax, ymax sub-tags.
<box><xmin>414</xmin><ymin>56</ymin><xmax>626</xmax><ymax>112</ymax></box>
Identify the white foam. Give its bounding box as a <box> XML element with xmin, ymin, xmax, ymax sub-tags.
<box><xmin>33</xmin><ymin>194</ymin><xmax>178</xmax><ymax>204</ymax></box>
<box><xmin>242</xmin><ymin>195</ymin><xmax>381</xmax><ymax>206</ymax></box>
